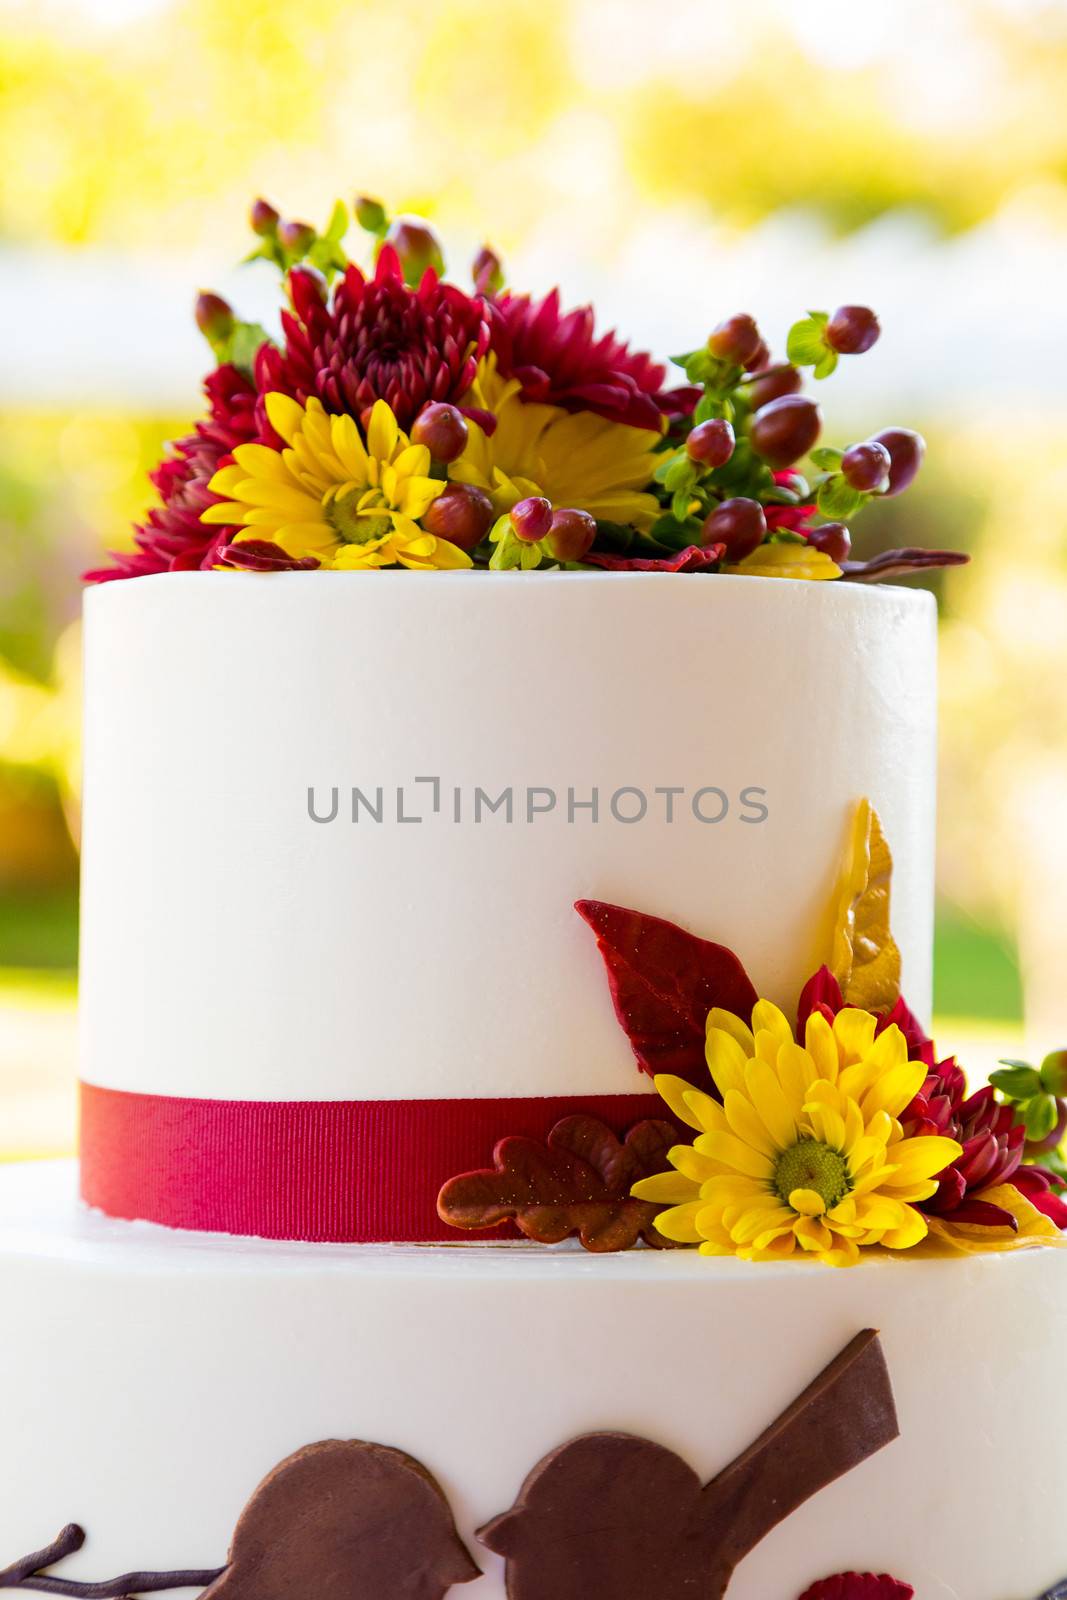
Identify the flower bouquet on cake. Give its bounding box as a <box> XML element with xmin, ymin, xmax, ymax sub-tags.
<box><xmin>88</xmin><ymin>195</ymin><xmax>966</xmax><ymax>584</ymax></box>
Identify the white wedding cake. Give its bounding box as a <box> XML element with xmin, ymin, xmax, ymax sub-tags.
<box><xmin>2</xmin><ymin>199</ymin><xmax>1065</xmax><ymax>1600</ymax></box>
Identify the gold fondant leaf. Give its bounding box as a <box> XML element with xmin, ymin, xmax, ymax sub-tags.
<box><xmin>829</xmin><ymin>798</ymin><xmax>901</xmax><ymax>1012</ymax></box>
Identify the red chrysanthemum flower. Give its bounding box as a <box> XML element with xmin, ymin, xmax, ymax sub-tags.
<box><xmin>256</xmin><ymin>247</ymin><xmax>492</xmax><ymax>433</ymax></box>
<box><xmin>905</xmin><ymin>1064</ymin><xmax>1026</xmax><ymax>1228</ymax></box>
<box><xmin>798</xmin><ymin>965</ymin><xmax>1065</xmax><ymax>1231</ymax></box>
<box><xmin>85</xmin><ymin>365</ymin><xmax>258</xmax><ymax>582</ymax></box>
<box><xmin>489</xmin><ymin>287</ymin><xmax>698</xmax><ymax>430</ymax></box>
<box><xmin>799</xmin><ymin>1575</ymin><xmax>914</xmax><ymax>1600</ymax></box>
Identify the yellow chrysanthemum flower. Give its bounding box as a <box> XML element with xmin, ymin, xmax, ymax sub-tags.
<box><xmin>450</xmin><ymin>356</ymin><xmax>662</xmax><ymax>528</ymax></box>
<box><xmin>632</xmin><ymin>1001</ymin><xmax>962</xmax><ymax>1268</ymax></box>
<box><xmin>203</xmin><ymin>394</ymin><xmax>472</xmax><ymax>571</ymax></box>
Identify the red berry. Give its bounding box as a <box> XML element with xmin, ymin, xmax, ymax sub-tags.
<box><xmin>871</xmin><ymin>428</ymin><xmax>926</xmax><ymax>496</ymax></box>
<box><xmin>748</xmin><ymin>364</ymin><xmax>803</xmax><ymax>409</ymax></box>
<box><xmin>194</xmin><ymin>291</ymin><xmax>234</xmax><ymax>343</ymax></box>
<box><xmin>411</xmin><ymin>403</ymin><xmax>469</xmax><ymax>464</ymax></box>
<box><xmin>544</xmin><ymin>508</ymin><xmax>597</xmax><ymax>562</ymax></box>
<box><xmin>686</xmin><ymin>419</ymin><xmax>736</xmax><ymax>469</ymax></box>
<box><xmin>422</xmin><ymin>484</ymin><xmax>494</xmax><ymax>551</ymax></box>
<box><xmin>250</xmin><ymin>198</ymin><xmax>280</xmax><ymax>237</ymax></box>
<box><xmin>707</xmin><ymin>314</ymin><xmax>762</xmax><ymax>368</ymax></box>
<box><xmin>749</xmin><ymin>395</ymin><xmax>822</xmax><ymax>469</ymax></box>
<box><xmin>826</xmin><ymin>305</ymin><xmax>881</xmax><ymax>355</ymax></box>
<box><xmin>807</xmin><ymin>523</ymin><xmax>852</xmax><ymax>563</ymax></box>
<box><xmin>746</xmin><ymin>338</ymin><xmax>771</xmax><ymax>373</ymax></box>
<box><xmin>278</xmin><ymin>219</ymin><xmax>316</xmax><ymax>256</ymax></box>
<box><xmin>841</xmin><ymin>440</ymin><xmax>891</xmax><ymax>493</ymax></box>
<box><xmin>510</xmin><ymin>496</ymin><xmax>553</xmax><ymax>543</ymax></box>
<box><xmin>701</xmin><ymin>498</ymin><xmax>766</xmax><ymax>562</ymax></box>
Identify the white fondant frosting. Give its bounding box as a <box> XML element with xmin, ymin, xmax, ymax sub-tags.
<box><xmin>79</xmin><ymin>572</ymin><xmax>936</xmax><ymax>1102</ymax></box>
<box><xmin>1</xmin><ymin>1163</ymin><xmax>1066</xmax><ymax>1600</ymax></box>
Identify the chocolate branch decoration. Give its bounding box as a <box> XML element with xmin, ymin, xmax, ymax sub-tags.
<box><xmin>478</xmin><ymin>1330</ymin><xmax>898</xmax><ymax>1600</ymax></box>
<box><xmin>0</xmin><ymin>1442</ymin><xmax>479</xmax><ymax>1600</ymax></box>
<box><xmin>0</xmin><ymin>1523</ymin><xmax>223</xmax><ymax>1596</ymax></box>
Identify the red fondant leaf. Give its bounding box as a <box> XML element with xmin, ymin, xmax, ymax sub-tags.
<box><xmin>798</xmin><ymin>1577</ymin><xmax>914</xmax><ymax>1600</ymax></box>
<box><xmin>575</xmin><ymin>899</ymin><xmax>758</xmax><ymax>1089</ymax></box>
<box><xmin>840</xmin><ymin>547</ymin><xmax>968</xmax><ymax>583</ymax></box>
<box><xmin>583</xmin><ymin>543</ymin><xmax>725</xmax><ymax>573</ymax></box>
<box><xmin>437</xmin><ymin>1115</ymin><xmax>680</xmax><ymax>1251</ymax></box>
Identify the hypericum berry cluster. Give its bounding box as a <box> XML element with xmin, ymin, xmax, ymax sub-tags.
<box><xmin>489</xmin><ymin>497</ymin><xmax>598</xmax><ymax>569</ymax></box>
<box><xmin>651</xmin><ymin>303</ymin><xmax>926</xmax><ymax>570</ymax></box>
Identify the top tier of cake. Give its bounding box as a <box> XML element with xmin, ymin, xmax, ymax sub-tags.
<box><xmin>79</xmin><ymin>573</ymin><xmax>936</xmax><ymax>1107</ymax></box>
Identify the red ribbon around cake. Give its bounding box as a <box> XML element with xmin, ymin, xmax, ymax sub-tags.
<box><xmin>78</xmin><ymin>1083</ymin><xmax>660</xmax><ymax>1242</ymax></box>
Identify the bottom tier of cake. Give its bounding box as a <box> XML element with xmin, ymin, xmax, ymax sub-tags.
<box><xmin>2</xmin><ymin>1161</ymin><xmax>1066</xmax><ymax>1600</ymax></box>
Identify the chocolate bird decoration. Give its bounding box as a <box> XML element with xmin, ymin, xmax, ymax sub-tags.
<box><xmin>0</xmin><ymin>1441</ymin><xmax>480</xmax><ymax>1600</ymax></box>
<box><xmin>478</xmin><ymin>1330</ymin><xmax>899</xmax><ymax>1600</ymax></box>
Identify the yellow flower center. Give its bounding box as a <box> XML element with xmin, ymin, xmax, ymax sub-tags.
<box><xmin>774</xmin><ymin>1138</ymin><xmax>852</xmax><ymax>1212</ymax></box>
<box><xmin>325</xmin><ymin>486</ymin><xmax>392</xmax><ymax>546</ymax></box>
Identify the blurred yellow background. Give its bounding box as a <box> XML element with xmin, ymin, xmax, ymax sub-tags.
<box><xmin>3</xmin><ymin>0</ymin><xmax>1067</xmax><ymax>1154</ymax></box>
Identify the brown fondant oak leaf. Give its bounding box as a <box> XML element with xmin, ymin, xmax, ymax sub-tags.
<box><xmin>478</xmin><ymin>1330</ymin><xmax>898</xmax><ymax>1600</ymax></box>
<box><xmin>437</xmin><ymin>1114</ymin><xmax>679</xmax><ymax>1251</ymax></box>
<box><xmin>575</xmin><ymin>899</ymin><xmax>758</xmax><ymax>1089</ymax></box>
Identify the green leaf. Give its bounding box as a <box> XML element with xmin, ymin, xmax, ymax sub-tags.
<box><xmin>1040</xmin><ymin>1049</ymin><xmax>1067</xmax><ymax>1096</ymax></box>
<box><xmin>213</xmin><ymin>320</ymin><xmax>272</xmax><ymax>376</ymax></box>
<box><xmin>992</xmin><ymin>1060</ymin><xmax>1042</xmax><ymax>1101</ymax></box>
<box><xmin>787</xmin><ymin>316</ymin><xmax>832</xmax><ymax>369</ymax></box>
<box><xmin>489</xmin><ymin>540</ymin><xmax>520</xmax><ymax>571</ymax></box>
<box><xmin>671</xmin><ymin>486</ymin><xmax>696</xmax><ymax>522</ymax></box>
<box><xmin>813</xmin><ymin>346</ymin><xmax>839</xmax><ymax>380</ymax></box>
<box><xmin>810</xmin><ymin>447</ymin><xmax>844</xmax><ymax>472</ymax></box>
<box><xmin>664</xmin><ymin>456</ymin><xmax>696</xmax><ymax>494</ymax></box>
<box><xmin>649</xmin><ymin>514</ymin><xmax>701</xmax><ymax>552</ymax></box>
<box><xmin>683</xmin><ymin>350</ymin><xmax>714</xmax><ymax>385</ymax></box>
<box><xmin>817</xmin><ymin>473</ymin><xmax>866</xmax><ymax>519</ymax></box>
<box><xmin>592</xmin><ymin>520</ymin><xmax>636</xmax><ymax>553</ymax></box>
<box><xmin>693</xmin><ymin>393</ymin><xmax>729</xmax><ymax>425</ymax></box>
<box><xmin>324</xmin><ymin>199</ymin><xmax>349</xmax><ymax>243</ymax></box>
<box><xmin>1022</xmin><ymin>1094</ymin><xmax>1059</xmax><ymax>1143</ymax></box>
<box><xmin>519</xmin><ymin>541</ymin><xmax>545</xmax><ymax>570</ymax></box>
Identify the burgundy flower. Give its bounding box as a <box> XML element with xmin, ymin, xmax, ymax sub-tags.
<box><xmin>490</xmin><ymin>287</ymin><xmax>698</xmax><ymax>430</ymax></box>
<box><xmin>256</xmin><ymin>247</ymin><xmax>492</xmax><ymax>433</ymax></box>
<box><xmin>85</xmin><ymin>365</ymin><xmax>258</xmax><ymax>582</ymax></box>
<box><xmin>906</xmin><ymin>1068</ymin><xmax>1026</xmax><ymax>1228</ymax></box>
<box><xmin>799</xmin><ymin>1576</ymin><xmax>914</xmax><ymax>1600</ymax></box>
